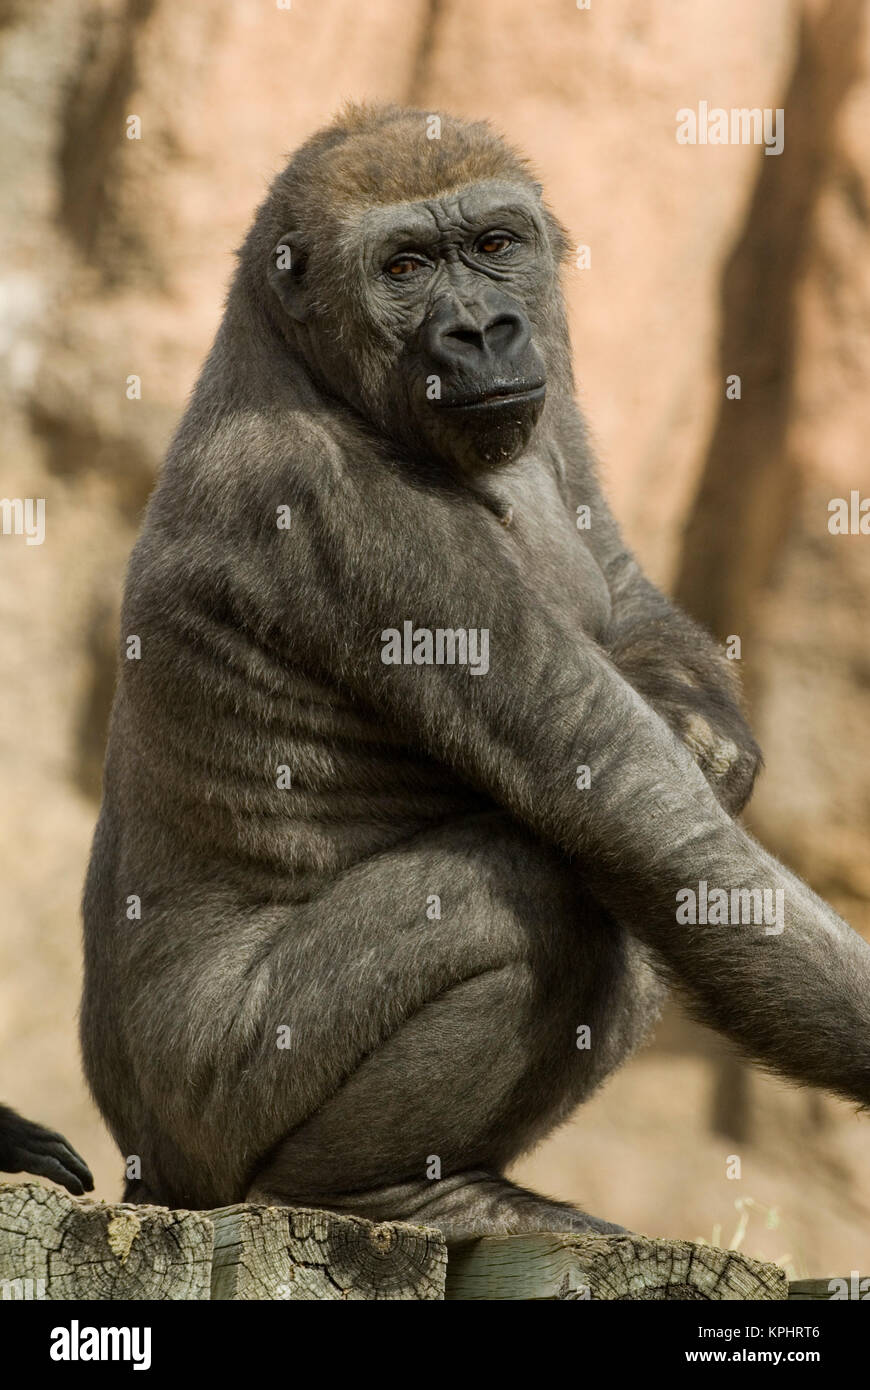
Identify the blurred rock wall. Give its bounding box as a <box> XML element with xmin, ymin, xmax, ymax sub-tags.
<box><xmin>1</xmin><ymin>0</ymin><xmax>868</xmax><ymax>1274</ymax></box>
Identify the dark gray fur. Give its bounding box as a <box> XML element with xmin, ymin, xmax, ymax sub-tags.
<box><xmin>81</xmin><ymin>106</ymin><xmax>870</xmax><ymax>1239</ymax></box>
<box><xmin>0</xmin><ymin>1103</ymin><xmax>93</xmax><ymax>1195</ymax></box>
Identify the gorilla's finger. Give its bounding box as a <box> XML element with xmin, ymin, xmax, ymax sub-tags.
<box><xmin>16</xmin><ymin>1150</ymin><xmax>88</xmax><ymax>1195</ymax></box>
<box><xmin>38</xmin><ymin>1140</ymin><xmax>94</xmax><ymax>1190</ymax></box>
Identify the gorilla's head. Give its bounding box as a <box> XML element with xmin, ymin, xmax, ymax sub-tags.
<box><xmin>241</xmin><ymin>104</ymin><xmax>573</xmax><ymax>480</ymax></box>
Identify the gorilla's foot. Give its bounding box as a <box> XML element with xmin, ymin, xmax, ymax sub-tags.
<box><xmin>247</xmin><ymin>1170</ymin><xmax>625</xmax><ymax>1243</ymax></box>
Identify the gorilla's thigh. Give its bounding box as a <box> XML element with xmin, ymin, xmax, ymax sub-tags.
<box><xmin>249</xmin><ymin>814</ymin><xmax>664</xmax><ymax>1199</ymax></box>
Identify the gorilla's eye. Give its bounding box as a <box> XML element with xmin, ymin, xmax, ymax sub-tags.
<box><xmin>384</xmin><ymin>254</ymin><xmax>427</xmax><ymax>279</ymax></box>
<box><xmin>475</xmin><ymin>232</ymin><xmax>514</xmax><ymax>256</ymax></box>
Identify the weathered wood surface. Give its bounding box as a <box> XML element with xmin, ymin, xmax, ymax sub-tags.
<box><xmin>0</xmin><ymin>1183</ymin><xmax>446</xmax><ymax>1301</ymax></box>
<box><xmin>445</xmin><ymin>1233</ymin><xmax>788</xmax><ymax>1301</ymax></box>
<box><xmin>1</xmin><ymin>1183</ymin><xmax>850</xmax><ymax>1300</ymax></box>
<box><xmin>0</xmin><ymin>1182</ymin><xmax>212</xmax><ymax>1300</ymax></box>
<box><xmin>210</xmin><ymin>1203</ymin><xmax>446</xmax><ymax>1300</ymax></box>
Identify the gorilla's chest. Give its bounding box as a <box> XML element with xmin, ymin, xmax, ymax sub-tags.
<box><xmin>491</xmin><ymin>462</ymin><xmax>612</xmax><ymax>640</ymax></box>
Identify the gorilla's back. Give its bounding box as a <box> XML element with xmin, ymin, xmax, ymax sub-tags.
<box><xmin>98</xmin><ymin>475</ymin><xmax>489</xmax><ymax>892</ymax></box>
<box><xmin>79</xmin><ymin>462</ymin><xmax>493</xmax><ymax>1197</ymax></box>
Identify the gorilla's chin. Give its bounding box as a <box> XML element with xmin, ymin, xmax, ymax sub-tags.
<box><xmin>426</xmin><ymin>386</ymin><xmax>546</xmax><ymax>476</ymax></box>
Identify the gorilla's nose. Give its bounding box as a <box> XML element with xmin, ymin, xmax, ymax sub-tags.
<box><xmin>424</xmin><ymin>299</ymin><xmax>531</xmax><ymax>370</ymax></box>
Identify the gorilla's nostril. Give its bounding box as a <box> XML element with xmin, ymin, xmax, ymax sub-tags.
<box><xmin>485</xmin><ymin>315</ymin><xmax>520</xmax><ymax>351</ymax></box>
<box><xmin>444</xmin><ymin>327</ymin><xmax>484</xmax><ymax>349</ymax></box>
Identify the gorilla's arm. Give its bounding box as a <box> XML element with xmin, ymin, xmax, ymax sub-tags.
<box><xmin>239</xmin><ymin>423</ymin><xmax>870</xmax><ymax>1108</ymax></box>
<box><xmin>554</xmin><ymin>408</ymin><xmax>761</xmax><ymax>815</ymax></box>
<box><xmin>602</xmin><ymin>563</ymin><xmax>761</xmax><ymax>815</ymax></box>
<box><xmin>0</xmin><ymin>1103</ymin><xmax>93</xmax><ymax>1195</ymax></box>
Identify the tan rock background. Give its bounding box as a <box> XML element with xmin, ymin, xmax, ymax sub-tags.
<box><xmin>1</xmin><ymin>0</ymin><xmax>868</xmax><ymax>1277</ymax></box>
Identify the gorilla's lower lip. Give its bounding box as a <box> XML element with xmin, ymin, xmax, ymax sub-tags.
<box><xmin>439</xmin><ymin>384</ymin><xmax>546</xmax><ymax>410</ymax></box>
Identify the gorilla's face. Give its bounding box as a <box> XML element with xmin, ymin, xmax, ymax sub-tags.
<box><xmin>272</xmin><ymin>180</ymin><xmax>556</xmax><ymax>479</ymax></box>
<box><xmin>356</xmin><ymin>181</ymin><xmax>549</xmax><ymax>476</ymax></box>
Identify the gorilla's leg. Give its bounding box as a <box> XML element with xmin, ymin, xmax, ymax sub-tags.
<box><xmin>244</xmin><ymin>888</ymin><xmax>663</xmax><ymax>1238</ymax></box>
<box><xmin>115</xmin><ymin>813</ymin><xmax>665</xmax><ymax>1216</ymax></box>
<box><xmin>248</xmin><ymin>1172</ymin><xmax>625</xmax><ymax>1240</ymax></box>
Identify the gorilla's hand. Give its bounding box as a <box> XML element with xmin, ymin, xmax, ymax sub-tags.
<box><xmin>602</xmin><ymin>629</ymin><xmax>762</xmax><ymax>817</ymax></box>
<box><xmin>0</xmin><ymin>1104</ymin><xmax>94</xmax><ymax>1195</ymax></box>
<box><xmin>678</xmin><ymin>708</ymin><xmax>761</xmax><ymax>815</ymax></box>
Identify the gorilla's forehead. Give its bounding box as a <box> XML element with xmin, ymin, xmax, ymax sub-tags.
<box><xmin>343</xmin><ymin>178</ymin><xmax>544</xmax><ymax>253</ymax></box>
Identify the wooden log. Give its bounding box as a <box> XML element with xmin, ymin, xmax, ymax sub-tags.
<box><xmin>789</xmin><ymin>1277</ymin><xmax>870</xmax><ymax>1300</ymax></box>
<box><xmin>7</xmin><ymin>1182</ymin><xmax>839</xmax><ymax>1302</ymax></box>
<box><xmin>210</xmin><ymin>1203</ymin><xmax>446</xmax><ymax>1300</ymax></box>
<box><xmin>0</xmin><ymin>1182</ymin><xmax>212</xmax><ymax>1300</ymax></box>
<box><xmin>445</xmin><ymin>1233</ymin><xmax>788</xmax><ymax>1301</ymax></box>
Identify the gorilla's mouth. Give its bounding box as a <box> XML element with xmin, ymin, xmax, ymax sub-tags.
<box><xmin>438</xmin><ymin>382</ymin><xmax>546</xmax><ymax>411</ymax></box>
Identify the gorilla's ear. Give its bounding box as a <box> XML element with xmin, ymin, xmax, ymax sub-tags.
<box><xmin>269</xmin><ymin>232</ymin><xmax>310</xmax><ymax>322</ymax></box>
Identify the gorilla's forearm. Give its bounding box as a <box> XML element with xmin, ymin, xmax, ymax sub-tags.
<box><xmin>553</xmin><ymin>406</ymin><xmax>761</xmax><ymax>814</ymax></box>
<box><xmin>601</xmin><ymin>570</ymin><xmax>762</xmax><ymax>816</ymax></box>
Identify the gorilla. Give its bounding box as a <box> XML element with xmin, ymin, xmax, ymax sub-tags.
<box><xmin>0</xmin><ymin>1103</ymin><xmax>93</xmax><ymax>1195</ymax></box>
<box><xmin>81</xmin><ymin>104</ymin><xmax>870</xmax><ymax>1239</ymax></box>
